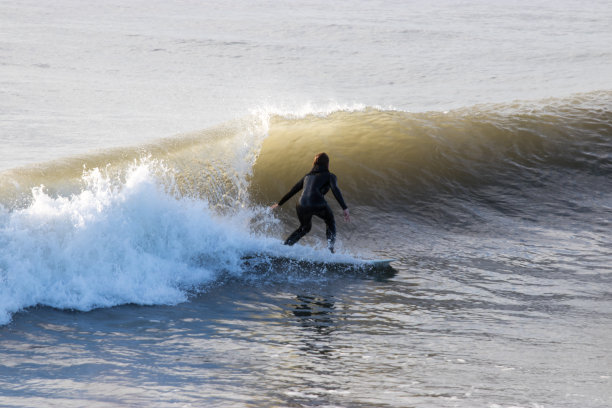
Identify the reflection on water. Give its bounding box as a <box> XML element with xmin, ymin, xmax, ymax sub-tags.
<box><xmin>290</xmin><ymin>293</ymin><xmax>339</xmax><ymax>364</ymax></box>
<box><xmin>292</xmin><ymin>294</ymin><xmax>336</xmax><ymax>336</ymax></box>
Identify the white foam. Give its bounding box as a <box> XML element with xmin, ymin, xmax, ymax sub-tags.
<box><xmin>249</xmin><ymin>101</ymin><xmax>369</xmax><ymax>121</ymax></box>
<box><xmin>0</xmin><ymin>162</ymin><xmax>242</xmax><ymax>324</ymax></box>
<box><xmin>0</xmin><ymin>160</ymin><xmax>360</xmax><ymax>325</ymax></box>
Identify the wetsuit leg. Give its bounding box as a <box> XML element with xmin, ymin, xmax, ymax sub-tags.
<box><xmin>284</xmin><ymin>204</ymin><xmax>313</xmax><ymax>246</ymax></box>
<box><xmin>315</xmin><ymin>205</ymin><xmax>336</xmax><ymax>252</ymax></box>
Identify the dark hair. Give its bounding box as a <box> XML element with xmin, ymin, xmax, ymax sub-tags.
<box><xmin>313</xmin><ymin>152</ymin><xmax>329</xmax><ymax>169</ymax></box>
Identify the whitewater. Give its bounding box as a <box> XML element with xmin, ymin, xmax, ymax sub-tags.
<box><xmin>1</xmin><ymin>1</ymin><xmax>611</xmax><ymax>407</ymax></box>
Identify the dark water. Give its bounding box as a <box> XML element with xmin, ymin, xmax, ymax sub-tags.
<box><xmin>1</xmin><ymin>93</ymin><xmax>611</xmax><ymax>407</ymax></box>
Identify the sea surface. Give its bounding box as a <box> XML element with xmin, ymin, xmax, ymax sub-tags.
<box><xmin>1</xmin><ymin>1</ymin><xmax>611</xmax><ymax>407</ymax></box>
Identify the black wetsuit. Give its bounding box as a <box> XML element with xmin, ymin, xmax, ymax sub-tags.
<box><xmin>277</xmin><ymin>165</ymin><xmax>348</xmax><ymax>251</ymax></box>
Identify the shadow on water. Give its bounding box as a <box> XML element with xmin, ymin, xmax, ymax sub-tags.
<box><xmin>288</xmin><ymin>293</ymin><xmax>339</xmax><ymax>362</ymax></box>
<box><xmin>291</xmin><ymin>294</ymin><xmax>336</xmax><ymax>336</ymax></box>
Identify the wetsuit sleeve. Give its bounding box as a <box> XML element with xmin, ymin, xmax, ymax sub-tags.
<box><xmin>329</xmin><ymin>173</ymin><xmax>348</xmax><ymax>210</ymax></box>
<box><xmin>277</xmin><ymin>177</ymin><xmax>304</xmax><ymax>206</ymax></box>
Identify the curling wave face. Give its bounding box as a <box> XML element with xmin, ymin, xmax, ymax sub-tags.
<box><xmin>252</xmin><ymin>91</ymin><xmax>612</xmax><ymax>225</ymax></box>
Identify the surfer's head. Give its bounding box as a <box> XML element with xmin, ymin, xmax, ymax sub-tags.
<box><xmin>313</xmin><ymin>152</ymin><xmax>329</xmax><ymax>170</ymax></box>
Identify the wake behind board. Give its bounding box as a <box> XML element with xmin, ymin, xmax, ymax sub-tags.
<box><xmin>359</xmin><ymin>258</ymin><xmax>395</xmax><ymax>268</ymax></box>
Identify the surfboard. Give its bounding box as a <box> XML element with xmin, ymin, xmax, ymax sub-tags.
<box><xmin>241</xmin><ymin>253</ymin><xmax>396</xmax><ymax>273</ymax></box>
<box><xmin>334</xmin><ymin>258</ymin><xmax>396</xmax><ymax>272</ymax></box>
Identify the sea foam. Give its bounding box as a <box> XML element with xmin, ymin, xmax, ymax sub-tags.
<box><xmin>0</xmin><ymin>161</ymin><xmax>267</xmax><ymax>325</ymax></box>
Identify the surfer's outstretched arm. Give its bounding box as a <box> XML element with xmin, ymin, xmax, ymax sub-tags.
<box><xmin>329</xmin><ymin>174</ymin><xmax>347</xmax><ymax>209</ymax></box>
<box><xmin>330</xmin><ymin>173</ymin><xmax>351</xmax><ymax>222</ymax></box>
<box><xmin>272</xmin><ymin>177</ymin><xmax>304</xmax><ymax>209</ymax></box>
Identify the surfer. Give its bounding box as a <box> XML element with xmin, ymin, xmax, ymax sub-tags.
<box><xmin>271</xmin><ymin>152</ymin><xmax>350</xmax><ymax>253</ymax></box>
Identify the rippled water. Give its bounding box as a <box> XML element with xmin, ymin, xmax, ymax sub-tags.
<box><xmin>2</xmin><ymin>217</ymin><xmax>610</xmax><ymax>407</ymax></box>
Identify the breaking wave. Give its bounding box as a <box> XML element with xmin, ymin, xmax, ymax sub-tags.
<box><xmin>1</xmin><ymin>90</ymin><xmax>611</xmax><ymax>324</ymax></box>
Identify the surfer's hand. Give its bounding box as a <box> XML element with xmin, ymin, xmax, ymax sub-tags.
<box><xmin>270</xmin><ymin>203</ymin><xmax>279</xmax><ymax>210</ymax></box>
<box><xmin>343</xmin><ymin>208</ymin><xmax>351</xmax><ymax>223</ymax></box>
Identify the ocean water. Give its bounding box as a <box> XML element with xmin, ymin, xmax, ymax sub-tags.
<box><xmin>1</xmin><ymin>1</ymin><xmax>611</xmax><ymax>407</ymax></box>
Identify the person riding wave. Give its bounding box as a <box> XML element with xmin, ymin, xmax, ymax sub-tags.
<box><xmin>271</xmin><ymin>152</ymin><xmax>350</xmax><ymax>253</ymax></box>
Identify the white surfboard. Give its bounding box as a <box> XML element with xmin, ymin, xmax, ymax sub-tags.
<box><xmin>241</xmin><ymin>253</ymin><xmax>396</xmax><ymax>271</ymax></box>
